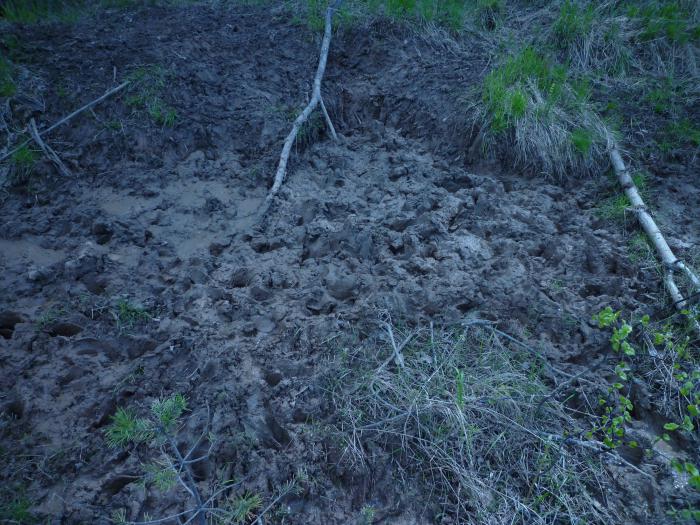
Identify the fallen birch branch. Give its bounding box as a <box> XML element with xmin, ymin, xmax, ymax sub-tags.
<box><xmin>257</xmin><ymin>0</ymin><xmax>341</xmax><ymax>221</ymax></box>
<box><xmin>609</xmin><ymin>147</ymin><xmax>700</xmax><ymax>333</ymax></box>
<box><xmin>0</xmin><ymin>80</ymin><xmax>129</xmax><ymax>164</ymax></box>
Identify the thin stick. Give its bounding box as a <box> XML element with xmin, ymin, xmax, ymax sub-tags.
<box><xmin>0</xmin><ymin>81</ymin><xmax>130</xmax><ymax>164</ymax></box>
<box><xmin>319</xmin><ymin>97</ymin><xmax>338</xmax><ymax>141</ymax></box>
<box><xmin>257</xmin><ymin>0</ymin><xmax>341</xmax><ymax>221</ymax></box>
<box><xmin>609</xmin><ymin>147</ymin><xmax>700</xmax><ymax>334</ymax></box>
<box><xmin>28</xmin><ymin>118</ymin><xmax>72</xmax><ymax>177</ymax></box>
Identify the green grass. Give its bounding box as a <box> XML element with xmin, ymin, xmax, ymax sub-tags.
<box><xmin>626</xmin><ymin>1</ymin><xmax>700</xmax><ymax>43</ymax></box>
<box><xmin>570</xmin><ymin>127</ymin><xmax>594</xmax><ymax>154</ymax></box>
<box><xmin>114</xmin><ymin>299</ymin><xmax>151</xmax><ymax>330</ymax></box>
<box><xmin>0</xmin><ymin>0</ymin><xmax>84</xmax><ymax>23</ymax></box>
<box><xmin>660</xmin><ymin>118</ymin><xmax>700</xmax><ymax>151</ymax></box>
<box><xmin>354</xmin><ymin>0</ymin><xmax>470</xmax><ymax>31</ymax></box>
<box><xmin>0</xmin><ymin>488</ymin><xmax>35</xmax><ymax>524</ymax></box>
<box><xmin>553</xmin><ymin>0</ymin><xmax>595</xmax><ymax>46</ymax></box>
<box><xmin>0</xmin><ymin>56</ymin><xmax>16</xmax><ymax>97</ymax></box>
<box><xmin>477</xmin><ymin>46</ymin><xmax>609</xmax><ymax>177</ymax></box>
<box><xmin>482</xmin><ymin>47</ymin><xmax>568</xmax><ymax>132</ymax></box>
<box><xmin>1</xmin><ymin>0</ymin><xmax>197</xmax><ymax>24</ymax></box>
<box><xmin>0</xmin><ymin>55</ymin><xmax>17</xmax><ymax>97</ymax></box>
<box><xmin>125</xmin><ymin>65</ymin><xmax>178</xmax><ymax>127</ymax></box>
<box><xmin>597</xmin><ymin>171</ymin><xmax>648</xmax><ymax>222</ymax></box>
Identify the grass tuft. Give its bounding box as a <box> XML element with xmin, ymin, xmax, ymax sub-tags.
<box><xmin>326</xmin><ymin>321</ymin><xmax>616</xmax><ymax>522</ymax></box>
<box><xmin>126</xmin><ymin>65</ymin><xmax>178</xmax><ymax>127</ymax></box>
<box><xmin>476</xmin><ymin>47</ymin><xmax>611</xmax><ymax>177</ymax></box>
<box><xmin>553</xmin><ymin>0</ymin><xmax>594</xmax><ymax>47</ymax></box>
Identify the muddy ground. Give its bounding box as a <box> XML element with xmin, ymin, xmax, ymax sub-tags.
<box><xmin>1</xmin><ymin>2</ymin><xmax>699</xmax><ymax>524</ymax></box>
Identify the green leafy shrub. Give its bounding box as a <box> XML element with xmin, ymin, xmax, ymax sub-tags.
<box><xmin>591</xmin><ymin>307</ymin><xmax>700</xmax><ymax>516</ymax></box>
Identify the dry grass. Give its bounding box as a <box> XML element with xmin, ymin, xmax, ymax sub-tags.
<box><xmin>325</xmin><ymin>320</ymin><xmax>618</xmax><ymax>524</ymax></box>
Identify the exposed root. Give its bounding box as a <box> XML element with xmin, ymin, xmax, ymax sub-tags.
<box><xmin>257</xmin><ymin>0</ymin><xmax>341</xmax><ymax>222</ymax></box>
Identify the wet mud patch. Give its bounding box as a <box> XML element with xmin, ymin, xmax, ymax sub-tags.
<box><xmin>0</xmin><ymin>2</ymin><xmax>698</xmax><ymax>523</ymax></box>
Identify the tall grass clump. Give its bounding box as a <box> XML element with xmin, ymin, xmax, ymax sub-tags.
<box><xmin>475</xmin><ymin>47</ymin><xmax>611</xmax><ymax>177</ymax></box>
<box><xmin>326</xmin><ymin>321</ymin><xmax>617</xmax><ymax>523</ymax></box>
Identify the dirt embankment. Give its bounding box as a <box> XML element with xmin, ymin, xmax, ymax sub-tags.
<box><xmin>1</xmin><ymin>2</ymin><xmax>698</xmax><ymax>523</ymax></box>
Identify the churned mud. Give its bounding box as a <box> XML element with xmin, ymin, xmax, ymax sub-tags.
<box><xmin>1</xmin><ymin>2</ymin><xmax>699</xmax><ymax>523</ymax></box>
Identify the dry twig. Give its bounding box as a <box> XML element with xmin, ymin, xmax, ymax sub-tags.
<box><xmin>28</xmin><ymin>118</ymin><xmax>72</xmax><ymax>177</ymax></box>
<box><xmin>0</xmin><ymin>81</ymin><xmax>129</xmax><ymax>164</ymax></box>
<box><xmin>257</xmin><ymin>0</ymin><xmax>342</xmax><ymax>221</ymax></box>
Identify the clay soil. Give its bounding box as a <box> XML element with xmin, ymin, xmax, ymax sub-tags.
<box><xmin>1</xmin><ymin>2</ymin><xmax>699</xmax><ymax>524</ymax></box>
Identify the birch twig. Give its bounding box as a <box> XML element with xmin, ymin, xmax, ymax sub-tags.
<box><xmin>609</xmin><ymin>147</ymin><xmax>700</xmax><ymax>334</ymax></box>
<box><xmin>257</xmin><ymin>0</ymin><xmax>342</xmax><ymax>221</ymax></box>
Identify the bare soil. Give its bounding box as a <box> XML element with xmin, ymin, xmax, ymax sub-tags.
<box><xmin>1</xmin><ymin>2</ymin><xmax>699</xmax><ymax>523</ymax></box>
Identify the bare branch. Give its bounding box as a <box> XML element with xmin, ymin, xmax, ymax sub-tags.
<box><xmin>28</xmin><ymin>118</ymin><xmax>72</xmax><ymax>178</ymax></box>
<box><xmin>0</xmin><ymin>81</ymin><xmax>130</xmax><ymax>164</ymax></box>
<box><xmin>610</xmin><ymin>147</ymin><xmax>700</xmax><ymax>334</ymax></box>
<box><xmin>257</xmin><ymin>0</ymin><xmax>342</xmax><ymax>221</ymax></box>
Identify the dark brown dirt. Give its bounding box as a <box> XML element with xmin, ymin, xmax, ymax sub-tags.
<box><xmin>1</xmin><ymin>2</ymin><xmax>699</xmax><ymax>524</ymax></box>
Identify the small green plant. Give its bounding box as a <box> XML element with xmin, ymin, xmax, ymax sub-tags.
<box><xmin>360</xmin><ymin>504</ymin><xmax>376</xmax><ymax>524</ymax></box>
<box><xmin>106</xmin><ymin>407</ymin><xmax>156</xmax><ymax>447</ymax></box>
<box><xmin>114</xmin><ymin>298</ymin><xmax>151</xmax><ymax>330</ymax></box>
<box><xmin>8</xmin><ymin>143</ymin><xmax>39</xmax><ymax>185</ymax></box>
<box><xmin>36</xmin><ymin>304</ymin><xmax>66</xmax><ymax>331</ymax></box>
<box><xmin>229</xmin><ymin>492</ymin><xmax>263</xmax><ymax>522</ymax></box>
<box><xmin>126</xmin><ymin>65</ymin><xmax>177</xmax><ymax>127</ymax></box>
<box><xmin>106</xmin><ymin>394</ymin><xmax>299</xmax><ymax>524</ymax></box>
